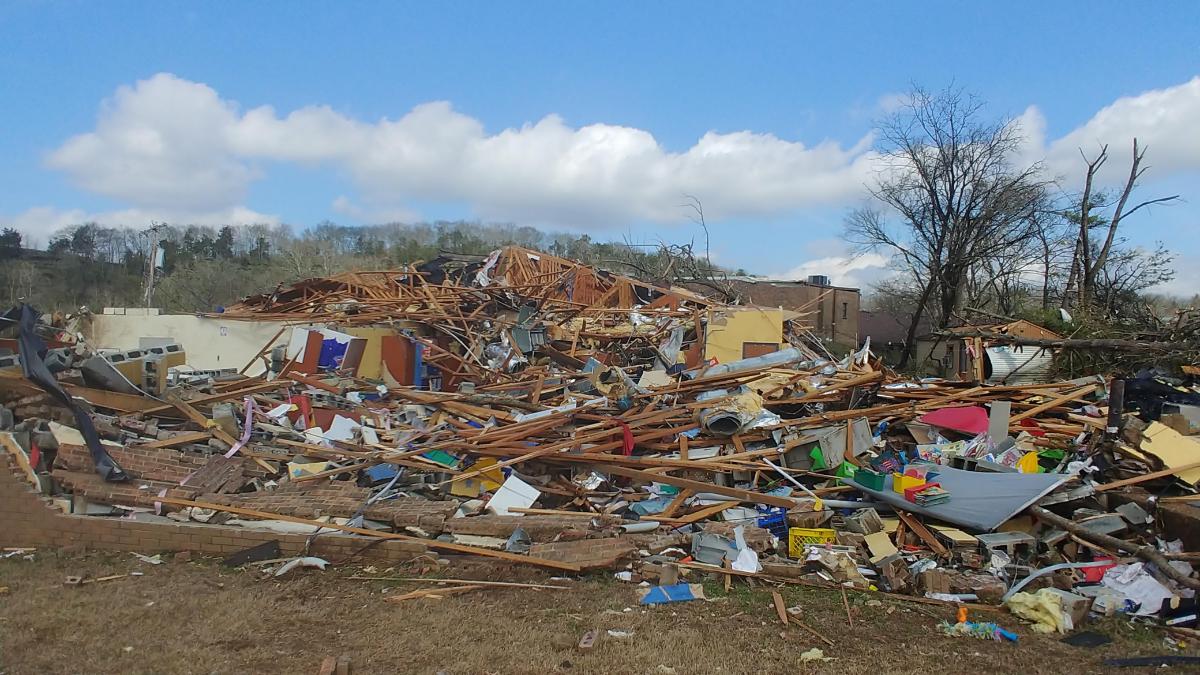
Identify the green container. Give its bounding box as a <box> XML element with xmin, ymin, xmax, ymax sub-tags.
<box><xmin>856</xmin><ymin>469</ymin><xmax>886</xmax><ymax>491</ymax></box>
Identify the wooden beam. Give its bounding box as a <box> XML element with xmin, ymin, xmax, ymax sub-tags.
<box><xmin>162</xmin><ymin>391</ymin><xmax>239</xmax><ymax>446</ymax></box>
<box><xmin>151</xmin><ymin>496</ymin><xmax>581</xmax><ymax>572</ymax></box>
<box><xmin>658</xmin><ymin>489</ymin><xmax>693</xmax><ymax>519</ymax></box>
<box><xmin>350</xmin><ymin>577</ymin><xmax>570</xmax><ymax>590</ymax></box>
<box><xmin>1095</xmin><ymin>459</ymin><xmax>1200</xmax><ymax>492</ymax></box>
<box><xmin>1030</xmin><ymin>505</ymin><xmax>1200</xmax><ymax>591</ymax></box>
<box><xmin>161</xmin><ymin>392</ymin><xmax>275</xmax><ymax>474</ymax></box>
<box><xmin>678</xmin><ymin>560</ymin><xmax>999</xmax><ymax>614</ymax></box>
<box><xmin>771</xmin><ymin>590</ymin><xmax>790</xmax><ymax>626</ymax></box>
<box><xmin>140</xmin><ymin>381</ymin><xmax>286</xmax><ymax>416</ymax></box>
<box><xmin>62</xmin><ymin>384</ymin><xmax>161</xmax><ymax>413</ymax></box>
<box><xmin>895</xmin><ymin>510</ymin><xmax>951</xmax><ymax>558</ymax></box>
<box><xmin>941</xmin><ymin>330</ymin><xmax>1190</xmax><ymax>353</ymax></box>
<box><xmin>1008</xmin><ymin>384</ymin><xmax>1098</xmax><ymax>426</ymax></box>
<box><xmin>132</xmin><ymin>431</ymin><xmax>213</xmax><ymax>449</ymax></box>
<box><xmin>653</xmin><ymin>500</ymin><xmax>739</xmax><ymax>526</ymax></box>
<box><xmin>0</xmin><ymin>432</ymin><xmax>40</xmax><ymax>487</ymax></box>
<box><xmin>507</xmin><ymin>508</ymin><xmax>601</xmax><ymax>518</ymax></box>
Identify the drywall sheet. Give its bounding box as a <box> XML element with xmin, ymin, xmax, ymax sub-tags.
<box><xmin>1139</xmin><ymin>422</ymin><xmax>1200</xmax><ymax>487</ymax></box>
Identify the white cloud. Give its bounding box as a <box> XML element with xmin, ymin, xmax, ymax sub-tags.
<box><xmin>35</xmin><ymin>74</ymin><xmax>1200</xmax><ymax>225</ymax></box>
<box><xmin>47</xmin><ymin>76</ymin><xmax>259</xmax><ymax>211</ymax></box>
<box><xmin>772</xmin><ymin>251</ymin><xmax>892</xmax><ymax>289</ymax></box>
<box><xmin>8</xmin><ymin>206</ymin><xmax>91</xmax><ymax>234</ymax></box>
<box><xmin>5</xmin><ymin>204</ymin><xmax>278</xmax><ymax>243</ymax></box>
<box><xmin>1041</xmin><ymin>76</ymin><xmax>1200</xmax><ymax>185</ymax></box>
<box><xmin>39</xmin><ymin>73</ymin><xmax>879</xmax><ymax>231</ymax></box>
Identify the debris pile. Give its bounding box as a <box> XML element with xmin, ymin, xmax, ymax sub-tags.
<box><xmin>3</xmin><ymin>246</ymin><xmax>1200</xmax><ymax>638</ymax></box>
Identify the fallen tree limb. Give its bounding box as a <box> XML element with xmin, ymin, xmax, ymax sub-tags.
<box><xmin>1029</xmin><ymin>505</ymin><xmax>1200</xmax><ymax>591</ymax></box>
<box><xmin>940</xmin><ymin>331</ymin><xmax>1192</xmax><ymax>353</ymax></box>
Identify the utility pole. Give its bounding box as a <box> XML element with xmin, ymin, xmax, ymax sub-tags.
<box><xmin>143</xmin><ymin>222</ymin><xmax>166</xmax><ymax>307</ymax></box>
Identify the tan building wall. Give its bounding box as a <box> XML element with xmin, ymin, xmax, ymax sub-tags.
<box><xmin>85</xmin><ymin>311</ymin><xmax>309</xmax><ymax>376</ymax></box>
<box><xmin>725</xmin><ymin>279</ymin><xmax>861</xmax><ymax>347</ymax></box>
<box><xmin>703</xmin><ymin>307</ymin><xmax>785</xmax><ymax>364</ymax></box>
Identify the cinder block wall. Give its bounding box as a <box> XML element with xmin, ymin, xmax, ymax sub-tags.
<box><xmin>0</xmin><ymin>454</ymin><xmax>427</xmax><ymax>563</ymax></box>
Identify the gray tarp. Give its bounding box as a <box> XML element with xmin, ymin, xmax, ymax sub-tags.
<box><xmin>3</xmin><ymin>303</ymin><xmax>127</xmax><ymax>482</ymax></box>
<box><xmin>844</xmin><ymin>464</ymin><xmax>1068</xmax><ymax>532</ymax></box>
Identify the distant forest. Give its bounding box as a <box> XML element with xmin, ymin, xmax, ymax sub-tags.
<box><xmin>0</xmin><ymin>220</ymin><xmax>742</xmax><ymax>314</ymax></box>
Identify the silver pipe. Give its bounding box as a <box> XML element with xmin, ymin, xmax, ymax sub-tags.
<box><xmin>1001</xmin><ymin>560</ymin><xmax>1113</xmax><ymax>602</ymax></box>
<box><xmin>702</xmin><ymin>348</ymin><xmax>805</xmax><ymax>377</ymax></box>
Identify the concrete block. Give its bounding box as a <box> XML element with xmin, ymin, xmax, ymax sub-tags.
<box><xmin>1042</xmin><ymin>587</ymin><xmax>1093</xmax><ymax>626</ymax></box>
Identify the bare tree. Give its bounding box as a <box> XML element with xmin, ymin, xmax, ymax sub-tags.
<box><xmin>1065</xmin><ymin>140</ymin><xmax>1179</xmax><ymax>310</ymax></box>
<box><xmin>602</xmin><ymin>196</ymin><xmax>740</xmax><ymax>301</ymax></box>
<box><xmin>1031</xmin><ymin>210</ymin><xmax>1074</xmax><ymax>309</ymax></box>
<box><xmin>1094</xmin><ymin>242</ymin><xmax>1175</xmax><ymax>316</ymax></box>
<box><xmin>681</xmin><ymin>194</ymin><xmax>714</xmax><ymax>265</ymax></box>
<box><xmin>845</xmin><ymin>86</ymin><xmax>1049</xmax><ymax>365</ymax></box>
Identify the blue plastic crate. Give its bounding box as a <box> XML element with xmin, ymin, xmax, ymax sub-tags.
<box><xmin>756</xmin><ymin>506</ymin><xmax>788</xmax><ymax>539</ymax></box>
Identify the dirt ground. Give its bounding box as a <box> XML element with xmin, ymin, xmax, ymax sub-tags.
<box><xmin>0</xmin><ymin>550</ymin><xmax>1195</xmax><ymax>674</ymax></box>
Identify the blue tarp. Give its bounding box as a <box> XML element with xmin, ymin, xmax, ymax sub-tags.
<box><xmin>844</xmin><ymin>464</ymin><xmax>1069</xmax><ymax>532</ymax></box>
<box><xmin>639</xmin><ymin>583</ymin><xmax>706</xmax><ymax>605</ymax></box>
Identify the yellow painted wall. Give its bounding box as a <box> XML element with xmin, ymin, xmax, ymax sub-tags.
<box><xmin>343</xmin><ymin>327</ymin><xmax>400</xmax><ymax>380</ymax></box>
<box><xmin>703</xmin><ymin>307</ymin><xmax>784</xmax><ymax>364</ymax></box>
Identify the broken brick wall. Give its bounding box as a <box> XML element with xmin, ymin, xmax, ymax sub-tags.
<box><xmin>54</xmin><ymin>442</ymin><xmax>272</xmax><ymax>483</ymax></box>
<box><xmin>0</xmin><ymin>391</ymin><xmax>75</xmax><ymax>427</ymax></box>
<box><xmin>56</xmin><ymin>443</ymin><xmax>213</xmax><ymax>483</ymax></box>
<box><xmin>0</xmin><ymin>453</ymin><xmax>427</xmax><ymax>563</ymax></box>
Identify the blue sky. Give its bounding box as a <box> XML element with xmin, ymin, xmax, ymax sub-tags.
<box><xmin>2</xmin><ymin>1</ymin><xmax>1198</xmax><ymax>291</ymax></box>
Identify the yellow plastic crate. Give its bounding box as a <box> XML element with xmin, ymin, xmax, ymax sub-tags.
<box><xmin>892</xmin><ymin>472</ymin><xmax>926</xmax><ymax>494</ymax></box>
<box><xmin>788</xmin><ymin>527</ymin><xmax>836</xmax><ymax>557</ymax></box>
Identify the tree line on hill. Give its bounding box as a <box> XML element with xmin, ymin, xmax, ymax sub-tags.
<box><xmin>0</xmin><ymin>219</ymin><xmax>740</xmax><ymax>315</ymax></box>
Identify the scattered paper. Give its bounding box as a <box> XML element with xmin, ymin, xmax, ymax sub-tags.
<box><xmin>264</xmin><ymin>403</ymin><xmax>293</xmax><ymax>420</ymax></box>
<box><xmin>1102</xmin><ymin>562</ymin><xmax>1176</xmax><ymax>616</ymax></box>
<box><xmin>730</xmin><ymin>525</ymin><xmax>762</xmax><ymax>573</ymax></box>
<box><xmin>324</xmin><ymin>415</ymin><xmax>361</xmax><ymax>442</ymax></box>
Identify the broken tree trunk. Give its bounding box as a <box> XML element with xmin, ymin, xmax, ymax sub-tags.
<box><xmin>940</xmin><ymin>331</ymin><xmax>1192</xmax><ymax>353</ymax></box>
<box><xmin>1029</xmin><ymin>505</ymin><xmax>1200</xmax><ymax>591</ymax></box>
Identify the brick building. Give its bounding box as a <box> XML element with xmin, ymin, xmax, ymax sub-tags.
<box><xmin>723</xmin><ymin>277</ymin><xmax>861</xmax><ymax>348</ymax></box>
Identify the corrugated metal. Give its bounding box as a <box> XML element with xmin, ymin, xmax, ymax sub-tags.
<box><xmin>984</xmin><ymin>345</ymin><xmax>1054</xmax><ymax>385</ymax></box>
